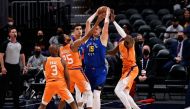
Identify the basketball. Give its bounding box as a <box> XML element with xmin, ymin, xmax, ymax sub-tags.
<box><xmin>97</xmin><ymin>6</ymin><xmax>107</xmax><ymax>15</ymax></box>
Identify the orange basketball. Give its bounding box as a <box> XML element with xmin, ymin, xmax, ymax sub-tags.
<box><xmin>97</xmin><ymin>6</ymin><xmax>107</xmax><ymax>15</ymax></box>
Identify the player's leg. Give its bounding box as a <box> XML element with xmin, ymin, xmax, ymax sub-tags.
<box><xmin>38</xmin><ymin>83</ymin><xmax>55</xmax><ymax>109</ymax></box>
<box><xmin>92</xmin><ymin>68</ymin><xmax>107</xmax><ymax>109</ymax></box>
<box><xmin>58</xmin><ymin>87</ymin><xmax>78</xmax><ymax>109</ymax></box>
<box><xmin>74</xmin><ymin>84</ymin><xmax>82</xmax><ymax>104</ymax></box>
<box><xmin>124</xmin><ymin>89</ymin><xmax>140</xmax><ymax>109</ymax></box>
<box><xmin>123</xmin><ymin>67</ymin><xmax>140</xmax><ymax>109</ymax></box>
<box><xmin>74</xmin><ymin>70</ymin><xmax>93</xmax><ymax>109</ymax></box>
<box><xmin>114</xmin><ymin>77</ymin><xmax>132</xmax><ymax>109</ymax></box>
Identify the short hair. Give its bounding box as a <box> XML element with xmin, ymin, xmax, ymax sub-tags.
<box><xmin>8</xmin><ymin>27</ymin><xmax>16</xmax><ymax>33</ymax></box>
<box><xmin>73</xmin><ymin>23</ymin><xmax>82</xmax><ymax>30</ymax></box>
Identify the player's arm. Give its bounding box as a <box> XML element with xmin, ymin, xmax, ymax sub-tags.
<box><xmin>71</xmin><ymin>15</ymin><xmax>104</xmax><ymax>52</ymax></box>
<box><xmin>110</xmin><ymin>12</ymin><xmax>127</xmax><ymax>38</ymax></box>
<box><xmin>61</xmin><ymin>59</ymin><xmax>70</xmax><ymax>89</ymax></box>
<box><xmin>85</xmin><ymin>10</ymin><xmax>98</xmax><ymax>35</ymax></box>
<box><xmin>107</xmin><ymin>45</ymin><xmax>119</xmax><ymax>56</ymax></box>
<box><xmin>100</xmin><ymin>7</ymin><xmax>110</xmax><ymax>47</ymax></box>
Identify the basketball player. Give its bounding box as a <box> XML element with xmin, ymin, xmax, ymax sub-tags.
<box><xmin>83</xmin><ymin>6</ymin><xmax>110</xmax><ymax>109</ymax></box>
<box><xmin>38</xmin><ymin>45</ymin><xmax>77</xmax><ymax>109</ymax></box>
<box><xmin>70</xmin><ymin>23</ymin><xmax>84</xmax><ymax>105</ymax></box>
<box><xmin>59</xmin><ymin>13</ymin><xmax>104</xmax><ymax>109</ymax></box>
<box><xmin>107</xmin><ymin>13</ymin><xmax>140</xmax><ymax>109</ymax></box>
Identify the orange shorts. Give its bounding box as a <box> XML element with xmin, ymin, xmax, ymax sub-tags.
<box><xmin>121</xmin><ymin>66</ymin><xmax>138</xmax><ymax>91</ymax></box>
<box><xmin>69</xmin><ymin>69</ymin><xmax>91</xmax><ymax>93</ymax></box>
<box><xmin>42</xmin><ymin>81</ymin><xmax>74</xmax><ymax>105</ymax></box>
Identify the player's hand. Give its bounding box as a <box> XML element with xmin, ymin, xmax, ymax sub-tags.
<box><xmin>110</xmin><ymin>10</ymin><xmax>115</xmax><ymax>22</ymax></box>
<box><xmin>1</xmin><ymin>67</ymin><xmax>7</xmax><ymax>75</ymax></box>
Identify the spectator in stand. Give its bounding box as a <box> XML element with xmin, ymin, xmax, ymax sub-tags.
<box><xmin>164</xmin><ymin>30</ymin><xmax>190</xmax><ymax>72</ymax></box>
<box><xmin>180</xmin><ymin>9</ymin><xmax>190</xmax><ymax>27</ymax></box>
<box><xmin>49</xmin><ymin>27</ymin><xmax>64</xmax><ymax>46</ymax></box>
<box><xmin>135</xmin><ymin>33</ymin><xmax>145</xmax><ymax>59</ymax></box>
<box><xmin>136</xmin><ymin>45</ymin><xmax>155</xmax><ymax>98</ymax></box>
<box><xmin>25</xmin><ymin>45</ymin><xmax>46</xmax><ymax>83</ymax></box>
<box><xmin>0</xmin><ymin>17</ymin><xmax>15</xmax><ymax>43</ymax></box>
<box><xmin>35</xmin><ymin>30</ymin><xmax>49</xmax><ymax>56</ymax></box>
<box><xmin>164</xmin><ymin>17</ymin><xmax>184</xmax><ymax>41</ymax></box>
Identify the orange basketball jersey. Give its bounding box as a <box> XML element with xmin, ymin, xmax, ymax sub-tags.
<box><xmin>44</xmin><ymin>57</ymin><xmax>66</xmax><ymax>83</ymax></box>
<box><xmin>119</xmin><ymin>41</ymin><xmax>136</xmax><ymax>72</ymax></box>
<box><xmin>59</xmin><ymin>44</ymin><xmax>82</xmax><ymax>69</ymax></box>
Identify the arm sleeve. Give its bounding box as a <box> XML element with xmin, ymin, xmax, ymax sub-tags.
<box><xmin>113</xmin><ymin>21</ymin><xmax>127</xmax><ymax>38</ymax></box>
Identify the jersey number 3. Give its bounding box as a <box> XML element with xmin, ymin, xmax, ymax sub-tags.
<box><xmin>51</xmin><ymin>65</ymin><xmax>58</xmax><ymax>76</ymax></box>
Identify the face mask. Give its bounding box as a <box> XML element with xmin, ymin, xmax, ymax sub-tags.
<box><xmin>177</xmin><ymin>36</ymin><xmax>184</xmax><ymax>42</ymax></box>
<box><xmin>35</xmin><ymin>51</ymin><xmax>41</xmax><ymax>57</ymax></box>
<box><xmin>143</xmin><ymin>49</ymin><xmax>150</xmax><ymax>56</ymax></box>
<box><xmin>8</xmin><ymin>22</ymin><xmax>13</xmax><ymax>26</ymax></box>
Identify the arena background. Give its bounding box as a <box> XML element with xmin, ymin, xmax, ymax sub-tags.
<box><xmin>0</xmin><ymin>0</ymin><xmax>190</xmax><ymax>109</ymax></box>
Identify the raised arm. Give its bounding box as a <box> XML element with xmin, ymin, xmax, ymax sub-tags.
<box><xmin>110</xmin><ymin>12</ymin><xmax>127</xmax><ymax>38</ymax></box>
<box><xmin>85</xmin><ymin>10</ymin><xmax>98</xmax><ymax>34</ymax></box>
<box><xmin>100</xmin><ymin>7</ymin><xmax>110</xmax><ymax>47</ymax></box>
<box><xmin>71</xmin><ymin>14</ymin><xmax>104</xmax><ymax>52</ymax></box>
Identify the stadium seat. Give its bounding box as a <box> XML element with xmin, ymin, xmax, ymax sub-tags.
<box><xmin>161</xmin><ymin>14</ymin><xmax>174</xmax><ymax>25</ymax></box>
<box><xmin>125</xmin><ymin>8</ymin><xmax>138</xmax><ymax>18</ymax></box>
<box><xmin>115</xmin><ymin>14</ymin><xmax>127</xmax><ymax>22</ymax></box>
<box><xmin>164</xmin><ymin>38</ymin><xmax>178</xmax><ymax>49</ymax></box>
<box><xmin>149</xmin><ymin>19</ymin><xmax>162</xmax><ymax>30</ymax></box>
<box><xmin>157</xmin><ymin>9</ymin><xmax>170</xmax><ymax>18</ymax></box>
<box><xmin>133</xmin><ymin>19</ymin><xmax>146</xmax><ymax>31</ymax></box>
<box><xmin>173</xmin><ymin>9</ymin><xmax>184</xmax><ymax>17</ymax></box>
<box><xmin>141</xmin><ymin>9</ymin><xmax>155</xmax><ymax>18</ymax></box>
<box><xmin>129</xmin><ymin>14</ymin><xmax>142</xmax><ymax>24</ymax></box>
<box><xmin>168</xmin><ymin>64</ymin><xmax>187</xmax><ymax>80</ymax></box>
<box><xmin>152</xmin><ymin>44</ymin><xmax>166</xmax><ymax>56</ymax></box>
<box><xmin>165</xmin><ymin>64</ymin><xmax>188</xmax><ymax>98</ymax></box>
<box><xmin>156</xmin><ymin>49</ymin><xmax>170</xmax><ymax>59</ymax></box>
<box><xmin>118</xmin><ymin>19</ymin><xmax>130</xmax><ymax>27</ymax></box>
<box><xmin>145</xmin><ymin>14</ymin><xmax>159</xmax><ymax>24</ymax></box>
<box><xmin>165</xmin><ymin>20</ymin><xmax>172</xmax><ymax>27</ymax></box>
<box><xmin>137</xmin><ymin>25</ymin><xmax>151</xmax><ymax>34</ymax></box>
<box><xmin>148</xmin><ymin>32</ymin><xmax>157</xmax><ymax>38</ymax></box>
<box><xmin>154</xmin><ymin>25</ymin><xmax>166</xmax><ymax>37</ymax></box>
